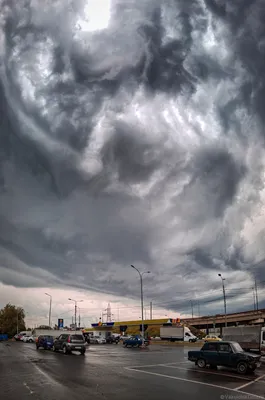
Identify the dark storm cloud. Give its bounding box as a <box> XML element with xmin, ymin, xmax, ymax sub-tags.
<box><xmin>207</xmin><ymin>0</ymin><xmax>265</xmax><ymax>133</ymax></box>
<box><xmin>0</xmin><ymin>0</ymin><xmax>265</xmax><ymax>313</ymax></box>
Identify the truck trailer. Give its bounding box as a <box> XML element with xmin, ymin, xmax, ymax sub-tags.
<box><xmin>223</xmin><ymin>326</ymin><xmax>265</xmax><ymax>352</ymax></box>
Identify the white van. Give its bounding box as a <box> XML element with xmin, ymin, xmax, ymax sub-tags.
<box><xmin>184</xmin><ymin>327</ymin><xmax>198</xmax><ymax>342</ymax></box>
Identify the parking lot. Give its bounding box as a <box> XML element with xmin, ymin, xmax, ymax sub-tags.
<box><xmin>1</xmin><ymin>342</ymin><xmax>265</xmax><ymax>399</ymax></box>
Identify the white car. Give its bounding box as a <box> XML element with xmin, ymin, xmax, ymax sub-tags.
<box><xmin>90</xmin><ymin>336</ymin><xmax>106</xmax><ymax>344</ymax></box>
<box><xmin>22</xmin><ymin>335</ymin><xmax>35</xmax><ymax>343</ymax></box>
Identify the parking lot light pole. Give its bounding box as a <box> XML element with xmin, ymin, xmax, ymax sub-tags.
<box><xmin>131</xmin><ymin>265</ymin><xmax>150</xmax><ymax>347</ymax></box>
<box><xmin>45</xmin><ymin>293</ymin><xmax>52</xmax><ymax>328</ymax></box>
<box><xmin>68</xmin><ymin>298</ymin><xmax>83</xmax><ymax>328</ymax></box>
<box><xmin>218</xmin><ymin>273</ymin><xmax>227</xmax><ymax>327</ymax></box>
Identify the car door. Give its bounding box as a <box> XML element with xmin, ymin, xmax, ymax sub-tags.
<box><xmin>217</xmin><ymin>343</ymin><xmax>233</xmax><ymax>366</ymax></box>
<box><xmin>59</xmin><ymin>334</ymin><xmax>68</xmax><ymax>349</ymax></box>
<box><xmin>203</xmin><ymin>342</ymin><xmax>219</xmax><ymax>365</ymax></box>
<box><xmin>54</xmin><ymin>335</ymin><xmax>62</xmax><ymax>349</ymax></box>
<box><xmin>56</xmin><ymin>334</ymin><xmax>66</xmax><ymax>349</ymax></box>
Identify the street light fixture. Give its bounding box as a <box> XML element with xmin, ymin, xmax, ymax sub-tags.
<box><xmin>45</xmin><ymin>293</ymin><xmax>52</xmax><ymax>328</ymax></box>
<box><xmin>218</xmin><ymin>273</ymin><xmax>227</xmax><ymax>327</ymax></box>
<box><xmin>131</xmin><ymin>265</ymin><xmax>150</xmax><ymax>347</ymax></box>
<box><xmin>68</xmin><ymin>298</ymin><xmax>83</xmax><ymax>329</ymax></box>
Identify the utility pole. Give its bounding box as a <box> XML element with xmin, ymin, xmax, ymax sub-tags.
<box><xmin>197</xmin><ymin>301</ymin><xmax>200</xmax><ymax>317</ymax></box>
<box><xmin>150</xmin><ymin>301</ymin><xmax>153</xmax><ymax>320</ymax></box>
<box><xmin>68</xmin><ymin>298</ymin><xmax>83</xmax><ymax>329</ymax></box>
<box><xmin>45</xmin><ymin>293</ymin><xmax>52</xmax><ymax>328</ymax></box>
<box><xmin>190</xmin><ymin>301</ymin><xmax>194</xmax><ymax>319</ymax></box>
<box><xmin>252</xmin><ymin>287</ymin><xmax>256</xmax><ymax>311</ymax></box>
<box><xmin>218</xmin><ymin>273</ymin><xmax>227</xmax><ymax>327</ymax></box>
<box><xmin>255</xmin><ymin>278</ymin><xmax>259</xmax><ymax>311</ymax></box>
<box><xmin>78</xmin><ymin>309</ymin><xmax>81</xmax><ymax>328</ymax></box>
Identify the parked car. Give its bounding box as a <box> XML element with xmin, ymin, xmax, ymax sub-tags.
<box><xmin>90</xmin><ymin>336</ymin><xmax>106</xmax><ymax>344</ymax></box>
<box><xmin>14</xmin><ymin>332</ymin><xmax>28</xmax><ymax>341</ymax></box>
<box><xmin>106</xmin><ymin>335</ymin><xmax>120</xmax><ymax>344</ymax></box>
<box><xmin>204</xmin><ymin>334</ymin><xmax>222</xmax><ymax>342</ymax></box>
<box><xmin>52</xmin><ymin>333</ymin><xmax>86</xmax><ymax>354</ymax></box>
<box><xmin>22</xmin><ymin>335</ymin><xmax>34</xmax><ymax>343</ymax></box>
<box><xmin>123</xmin><ymin>335</ymin><xmax>150</xmax><ymax>348</ymax></box>
<box><xmin>36</xmin><ymin>335</ymin><xmax>54</xmax><ymax>350</ymax></box>
<box><xmin>188</xmin><ymin>341</ymin><xmax>261</xmax><ymax>374</ymax></box>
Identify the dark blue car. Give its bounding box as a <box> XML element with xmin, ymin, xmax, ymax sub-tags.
<box><xmin>36</xmin><ymin>335</ymin><xmax>54</xmax><ymax>350</ymax></box>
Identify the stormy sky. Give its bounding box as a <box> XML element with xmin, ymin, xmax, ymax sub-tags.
<box><xmin>1</xmin><ymin>0</ymin><xmax>265</xmax><ymax>323</ymax></box>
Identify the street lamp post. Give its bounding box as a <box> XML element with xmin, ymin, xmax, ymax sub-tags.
<box><xmin>68</xmin><ymin>298</ymin><xmax>83</xmax><ymax>329</ymax></box>
<box><xmin>45</xmin><ymin>293</ymin><xmax>52</xmax><ymax>328</ymax></box>
<box><xmin>131</xmin><ymin>265</ymin><xmax>150</xmax><ymax>347</ymax></box>
<box><xmin>218</xmin><ymin>273</ymin><xmax>227</xmax><ymax>327</ymax></box>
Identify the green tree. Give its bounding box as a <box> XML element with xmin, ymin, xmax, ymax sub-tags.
<box><xmin>0</xmin><ymin>304</ymin><xmax>26</xmax><ymax>338</ymax></box>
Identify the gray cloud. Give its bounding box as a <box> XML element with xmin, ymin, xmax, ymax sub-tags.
<box><xmin>0</xmin><ymin>0</ymin><xmax>265</xmax><ymax>314</ymax></box>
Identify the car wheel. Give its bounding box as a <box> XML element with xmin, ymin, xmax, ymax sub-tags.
<box><xmin>189</xmin><ymin>339</ymin><xmax>193</xmax><ymax>343</ymax></box>
<box><xmin>80</xmin><ymin>349</ymin><xmax>86</xmax><ymax>355</ymax></box>
<box><xmin>63</xmin><ymin>346</ymin><xmax>69</xmax><ymax>355</ymax></box>
<box><xmin>29</xmin><ymin>339</ymin><xmax>33</xmax><ymax>343</ymax></box>
<box><xmin>52</xmin><ymin>345</ymin><xmax>57</xmax><ymax>352</ymax></box>
<box><xmin>197</xmin><ymin>358</ymin><xmax>206</xmax><ymax>368</ymax></box>
<box><xmin>237</xmin><ymin>362</ymin><xmax>248</xmax><ymax>375</ymax></box>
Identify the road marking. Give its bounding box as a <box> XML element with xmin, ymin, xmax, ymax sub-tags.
<box><xmin>127</xmin><ymin>363</ymin><xmax>166</xmax><ymax>369</ymax></box>
<box><xmin>23</xmin><ymin>382</ymin><xmax>34</xmax><ymax>395</ymax></box>
<box><xmin>125</xmin><ymin>368</ymin><xmax>265</xmax><ymax>399</ymax></box>
<box><xmin>161</xmin><ymin>364</ymin><xmax>252</xmax><ymax>381</ymax></box>
<box><xmin>127</xmin><ymin>362</ymin><xmax>251</xmax><ymax>381</ymax></box>
<box><xmin>126</xmin><ymin>361</ymin><xmax>188</xmax><ymax>369</ymax></box>
<box><xmin>33</xmin><ymin>363</ymin><xmax>62</xmax><ymax>386</ymax></box>
<box><xmin>235</xmin><ymin>374</ymin><xmax>265</xmax><ymax>391</ymax></box>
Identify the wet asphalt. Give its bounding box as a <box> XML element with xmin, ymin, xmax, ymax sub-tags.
<box><xmin>1</xmin><ymin>341</ymin><xmax>265</xmax><ymax>400</ymax></box>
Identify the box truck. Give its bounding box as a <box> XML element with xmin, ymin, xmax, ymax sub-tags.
<box><xmin>160</xmin><ymin>326</ymin><xmax>197</xmax><ymax>342</ymax></box>
<box><xmin>223</xmin><ymin>326</ymin><xmax>265</xmax><ymax>352</ymax></box>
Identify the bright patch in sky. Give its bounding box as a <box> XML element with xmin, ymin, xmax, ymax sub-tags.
<box><xmin>77</xmin><ymin>0</ymin><xmax>111</xmax><ymax>32</ymax></box>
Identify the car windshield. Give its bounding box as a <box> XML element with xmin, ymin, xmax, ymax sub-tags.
<box><xmin>232</xmin><ymin>342</ymin><xmax>244</xmax><ymax>352</ymax></box>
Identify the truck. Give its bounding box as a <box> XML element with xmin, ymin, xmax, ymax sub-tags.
<box><xmin>223</xmin><ymin>326</ymin><xmax>265</xmax><ymax>352</ymax></box>
<box><xmin>160</xmin><ymin>326</ymin><xmax>197</xmax><ymax>342</ymax></box>
<box><xmin>32</xmin><ymin>329</ymin><xmax>75</xmax><ymax>339</ymax></box>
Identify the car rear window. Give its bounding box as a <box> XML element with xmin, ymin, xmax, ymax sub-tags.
<box><xmin>44</xmin><ymin>336</ymin><xmax>53</xmax><ymax>340</ymax></box>
<box><xmin>70</xmin><ymin>335</ymin><xmax>84</xmax><ymax>340</ymax></box>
